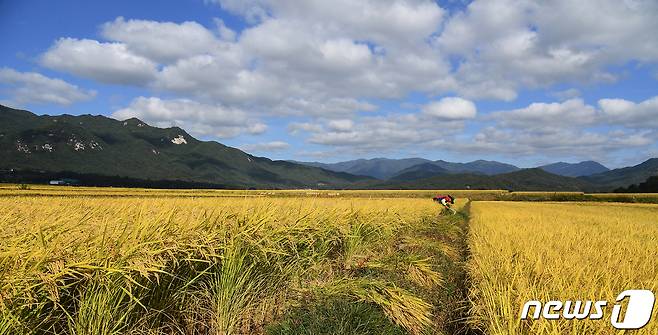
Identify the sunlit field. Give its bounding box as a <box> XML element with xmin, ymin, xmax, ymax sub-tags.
<box><xmin>0</xmin><ymin>184</ymin><xmax>506</xmax><ymax>200</ymax></box>
<box><xmin>3</xmin><ymin>186</ymin><xmax>658</xmax><ymax>335</ymax></box>
<box><xmin>467</xmin><ymin>201</ymin><xmax>658</xmax><ymax>334</ymax></box>
<box><xmin>3</xmin><ymin>184</ymin><xmax>657</xmax><ymax>203</ymax></box>
<box><xmin>0</xmin><ymin>194</ymin><xmax>469</xmax><ymax>335</ymax></box>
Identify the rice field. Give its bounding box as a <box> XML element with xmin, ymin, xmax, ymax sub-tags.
<box><xmin>3</xmin><ymin>184</ymin><xmax>657</xmax><ymax>203</ymax></box>
<box><xmin>2</xmin><ymin>186</ymin><xmax>658</xmax><ymax>334</ymax></box>
<box><xmin>0</xmin><ymin>184</ymin><xmax>506</xmax><ymax>200</ymax></box>
<box><xmin>467</xmin><ymin>201</ymin><xmax>658</xmax><ymax>334</ymax></box>
<box><xmin>0</xmin><ymin>195</ymin><xmax>469</xmax><ymax>335</ymax></box>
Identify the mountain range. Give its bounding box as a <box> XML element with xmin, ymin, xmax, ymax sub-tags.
<box><xmin>1</xmin><ymin>104</ymin><xmax>656</xmax><ymax>191</ymax></box>
<box><xmin>297</xmin><ymin>158</ymin><xmax>605</xmax><ymax>179</ymax></box>
<box><xmin>0</xmin><ymin>105</ymin><xmax>371</xmax><ymax>188</ymax></box>
<box><xmin>296</xmin><ymin>158</ymin><xmax>521</xmax><ymax>179</ymax></box>
<box><xmin>538</xmin><ymin>161</ymin><xmax>609</xmax><ymax>177</ymax></box>
<box><xmin>375</xmin><ymin>168</ymin><xmax>596</xmax><ymax>191</ymax></box>
<box><xmin>294</xmin><ymin>158</ymin><xmax>430</xmax><ymax>179</ymax></box>
<box><xmin>581</xmin><ymin>158</ymin><xmax>658</xmax><ymax>188</ymax></box>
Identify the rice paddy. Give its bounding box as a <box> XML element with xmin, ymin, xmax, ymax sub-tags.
<box><xmin>467</xmin><ymin>201</ymin><xmax>658</xmax><ymax>334</ymax></box>
<box><xmin>0</xmin><ymin>194</ymin><xmax>469</xmax><ymax>334</ymax></box>
<box><xmin>1</xmin><ymin>186</ymin><xmax>657</xmax><ymax>334</ymax></box>
<box><xmin>4</xmin><ymin>184</ymin><xmax>658</xmax><ymax>203</ymax></box>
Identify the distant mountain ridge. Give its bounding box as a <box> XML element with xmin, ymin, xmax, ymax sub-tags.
<box><xmin>297</xmin><ymin>157</ymin><xmax>658</xmax><ymax>192</ymax></box>
<box><xmin>295</xmin><ymin>158</ymin><xmax>430</xmax><ymax>179</ymax></box>
<box><xmin>389</xmin><ymin>163</ymin><xmax>450</xmax><ymax>181</ymax></box>
<box><xmin>296</xmin><ymin>158</ymin><xmax>520</xmax><ymax>179</ymax></box>
<box><xmin>298</xmin><ymin>158</ymin><xmax>619</xmax><ymax>181</ymax></box>
<box><xmin>2</xmin><ymin>104</ymin><xmax>656</xmax><ymax>191</ymax></box>
<box><xmin>374</xmin><ymin>168</ymin><xmax>596</xmax><ymax>191</ymax></box>
<box><xmin>430</xmin><ymin>159</ymin><xmax>520</xmax><ymax>175</ymax></box>
<box><xmin>580</xmin><ymin>158</ymin><xmax>658</xmax><ymax>188</ymax></box>
<box><xmin>0</xmin><ymin>105</ymin><xmax>372</xmax><ymax>188</ymax></box>
<box><xmin>539</xmin><ymin>161</ymin><xmax>609</xmax><ymax>177</ymax></box>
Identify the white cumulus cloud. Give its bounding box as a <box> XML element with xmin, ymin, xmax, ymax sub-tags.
<box><xmin>422</xmin><ymin>97</ymin><xmax>477</xmax><ymax>120</ymax></box>
<box><xmin>436</xmin><ymin>0</ymin><xmax>658</xmax><ymax>100</ymax></box>
<box><xmin>295</xmin><ymin>111</ymin><xmax>467</xmax><ymax>154</ymax></box>
<box><xmin>327</xmin><ymin>119</ymin><xmax>354</xmax><ymax>132</ymax></box>
<box><xmin>443</xmin><ymin>96</ymin><xmax>658</xmax><ymax>163</ymax></box>
<box><xmin>113</xmin><ymin>97</ymin><xmax>267</xmax><ymax>138</ymax></box>
<box><xmin>41</xmin><ymin>38</ymin><xmax>158</xmax><ymax>85</ymax></box>
<box><xmin>490</xmin><ymin>98</ymin><xmax>597</xmax><ymax>128</ymax></box>
<box><xmin>101</xmin><ymin>17</ymin><xmax>222</xmax><ymax>63</ymax></box>
<box><xmin>599</xmin><ymin>96</ymin><xmax>658</xmax><ymax>128</ymax></box>
<box><xmin>0</xmin><ymin>67</ymin><xmax>95</xmax><ymax>106</ymax></box>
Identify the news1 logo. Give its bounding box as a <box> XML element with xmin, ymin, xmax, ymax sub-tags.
<box><xmin>520</xmin><ymin>290</ymin><xmax>655</xmax><ymax>329</ymax></box>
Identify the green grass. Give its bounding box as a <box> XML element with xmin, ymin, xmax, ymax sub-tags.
<box><xmin>266</xmin><ymin>298</ymin><xmax>406</xmax><ymax>335</ymax></box>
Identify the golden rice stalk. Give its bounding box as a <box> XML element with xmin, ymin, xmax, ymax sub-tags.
<box><xmin>406</xmin><ymin>258</ymin><xmax>443</xmax><ymax>289</ymax></box>
<box><xmin>316</xmin><ymin>278</ymin><xmax>433</xmax><ymax>335</ymax></box>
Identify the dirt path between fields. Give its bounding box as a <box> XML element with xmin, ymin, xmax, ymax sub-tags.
<box><xmin>445</xmin><ymin>200</ymin><xmax>483</xmax><ymax>335</ymax></box>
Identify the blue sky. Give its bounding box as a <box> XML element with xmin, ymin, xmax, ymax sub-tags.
<box><xmin>1</xmin><ymin>0</ymin><xmax>657</xmax><ymax>168</ymax></box>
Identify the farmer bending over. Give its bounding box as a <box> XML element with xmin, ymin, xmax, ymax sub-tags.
<box><xmin>433</xmin><ymin>194</ymin><xmax>456</xmax><ymax>214</ymax></box>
